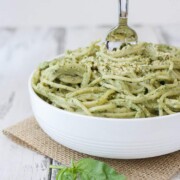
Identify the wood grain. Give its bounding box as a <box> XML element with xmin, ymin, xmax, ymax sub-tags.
<box><xmin>0</xmin><ymin>28</ymin><xmax>65</xmax><ymax>180</ymax></box>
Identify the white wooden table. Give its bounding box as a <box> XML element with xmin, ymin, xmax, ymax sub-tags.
<box><xmin>0</xmin><ymin>25</ymin><xmax>180</xmax><ymax>180</ymax></box>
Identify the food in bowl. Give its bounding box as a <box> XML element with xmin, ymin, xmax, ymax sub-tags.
<box><xmin>32</xmin><ymin>41</ymin><xmax>180</xmax><ymax>118</ymax></box>
<box><xmin>29</xmin><ymin>41</ymin><xmax>180</xmax><ymax>158</ymax></box>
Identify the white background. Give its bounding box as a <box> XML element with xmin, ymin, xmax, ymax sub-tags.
<box><xmin>0</xmin><ymin>0</ymin><xmax>180</xmax><ymax>27</ymax></box>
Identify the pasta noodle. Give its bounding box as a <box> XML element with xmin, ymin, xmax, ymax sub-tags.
<box><xmin>32</xmin><ymin>41</ymin><xmax>180</xmax><ymax>118</ymax></box>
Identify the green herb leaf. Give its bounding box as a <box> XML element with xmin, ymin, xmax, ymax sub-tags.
<box><xmin>56</xmin><ymin>167</ymin><xmax>76</xmax><ymax>180</ymax></box>
<box><xmin>50</xmin><ymin>158</ymin><xmax>126</xmax><ymax>180</ymax></box>
<box><xmin>76</xmin><ymin>158</ymin><xmax>126</xmax><ymax>180</ymax></box>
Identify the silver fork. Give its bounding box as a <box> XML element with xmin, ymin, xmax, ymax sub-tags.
<box><xmin>106</xmin><ymin>0</ymin><xmax>138</xmax><ymax>51</ymax></box>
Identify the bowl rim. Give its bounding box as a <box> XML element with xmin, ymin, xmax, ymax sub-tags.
<box><xmin>29</xmin><ymin>55</ymin><xmax>180</xmax><ymax>123</ymax></box>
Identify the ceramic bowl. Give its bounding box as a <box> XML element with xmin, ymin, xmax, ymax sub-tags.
<box><xmin>28</xmin><ymin>66</ymin><xmax>180</xmax><ymax>159</ymax></box>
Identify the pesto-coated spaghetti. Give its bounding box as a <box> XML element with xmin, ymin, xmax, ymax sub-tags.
<box><xmin>32</xmin><ymin>41</ymin><xmax>180</xmax><ymax>118</ymax></box>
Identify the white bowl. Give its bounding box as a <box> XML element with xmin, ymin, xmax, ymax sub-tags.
<box><xmin>28</xmin><ymin>72</ymin><xmax>180</xmax><ymax>159</ymax></box>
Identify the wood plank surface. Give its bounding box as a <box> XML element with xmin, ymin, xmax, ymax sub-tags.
<box><xmin>0</xmin><ymin>28</ymin><xmax>65</xmax><ymax>180</ymax></box>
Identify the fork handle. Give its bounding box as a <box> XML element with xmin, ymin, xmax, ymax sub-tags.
<box><xmin>119</xmin><ymin>0</ymin><xmax>128</xmax><ymax>18</ymax></box>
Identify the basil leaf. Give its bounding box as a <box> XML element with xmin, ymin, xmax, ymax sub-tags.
<box><xmin>76</xmin><ymin>158</ymin><xmax>126</xmax><ymax>180</ymax></box>
<box><xmin>51</xmin><ymin>158</ymin><xmax>126</xmax><ymax>180</ymax></box>
<box><xmin>56</xmin><ymin>167</ymin><xmax>77</xmax><ymax>180</ymax></box>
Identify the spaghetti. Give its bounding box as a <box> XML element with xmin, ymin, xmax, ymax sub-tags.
<box><xmin>32</xmin><ymin>41</ymin><xmax>180</xmax><ymax>118</ymax></box>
